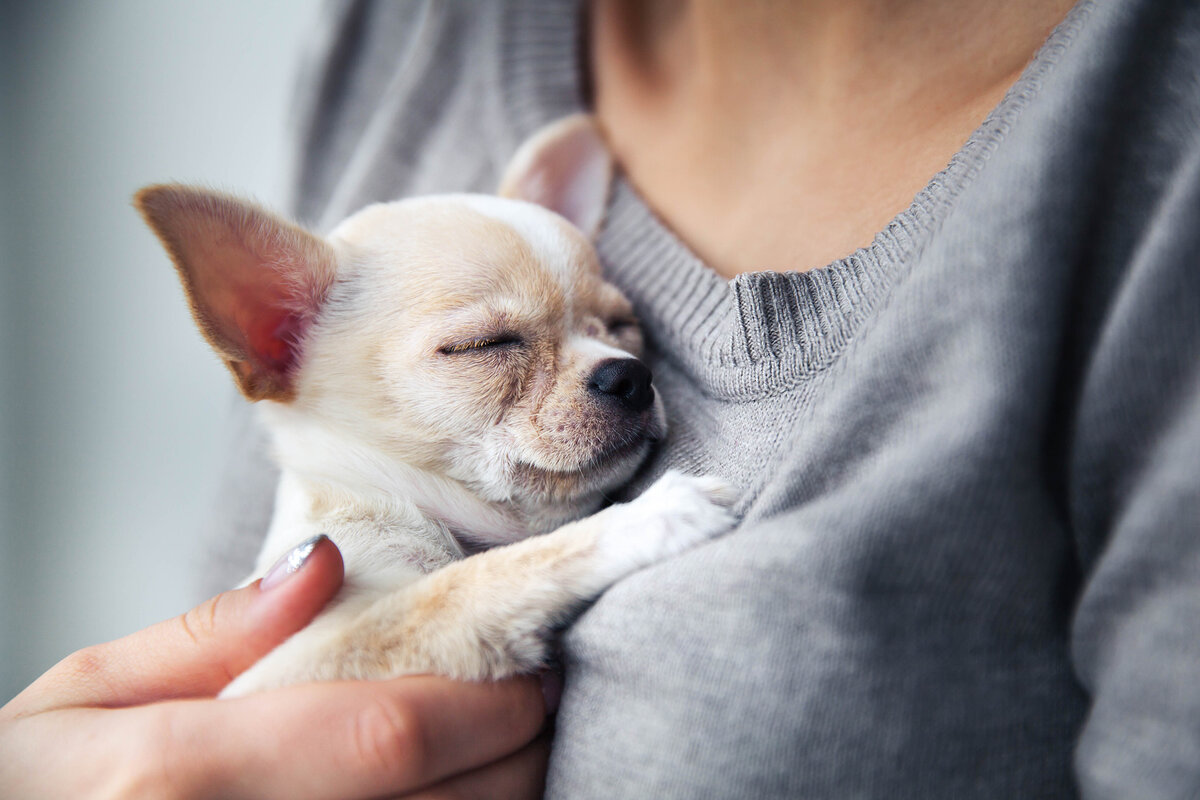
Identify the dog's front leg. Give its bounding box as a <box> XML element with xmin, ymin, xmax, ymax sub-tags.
<box><xmin>221</xmin><ymin>471</ymin><xmax>735</xmax><ymax>695</ymax></box>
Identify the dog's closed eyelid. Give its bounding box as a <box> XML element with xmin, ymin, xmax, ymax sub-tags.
<box><xmin>437</xmin><ymin>335</ymin><xmax>524</xmax><ymax>355</ymax></box>
<box><xmin>604</xmin><ymin>318</ymin><xmax>640</xmax><ymax>339</ymax></box>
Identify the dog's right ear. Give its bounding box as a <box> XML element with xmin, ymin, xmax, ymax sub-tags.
<box><xmin>134</xmin><ymin>185</ymin><xmax>336</xmax><ymax>402</ymax></box>
<box><xmin>498</xmin><ymin>114</ymin><xmax>613</xmax><ymax>238</ymax></box>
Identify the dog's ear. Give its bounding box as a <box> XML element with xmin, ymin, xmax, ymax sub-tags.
<box><xmin>498</xmin><ymin>113</ymin><xmax>613</xmax><ymax>238</ymax></box>
<box><xmin>134</xmin><ymin>185</ymin><xmax>336</xmax><ymax>402</ymax></box>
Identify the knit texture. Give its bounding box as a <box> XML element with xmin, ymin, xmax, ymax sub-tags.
<box><xmin>201</xmin><ymin>1</ymin><xmax>1200</xmax><ymax>796</ymax></box>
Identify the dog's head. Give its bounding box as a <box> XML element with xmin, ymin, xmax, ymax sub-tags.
<box><xmin>136</xmin><ymin>116</ymin><xmax>663</xmax><ymax>543</ymax></box>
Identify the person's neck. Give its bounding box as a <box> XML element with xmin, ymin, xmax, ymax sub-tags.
<box><xmin>590</xmin><ymin>0</ymin><xmax>1077</xmax><ymax>276</ymax></box>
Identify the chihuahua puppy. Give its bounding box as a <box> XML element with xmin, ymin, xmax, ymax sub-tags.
<box><xmin>136</xmin><ymin>115</ymin><xmax>734</xmax><ymax>697</ymax></box>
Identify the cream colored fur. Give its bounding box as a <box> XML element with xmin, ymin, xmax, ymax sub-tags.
<box><xmin>135</xmin><ymin>115</ymin><xmax>735</xmax><ymax>697</ymax></box>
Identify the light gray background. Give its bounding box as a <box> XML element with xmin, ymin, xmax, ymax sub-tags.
<box><xmin>1</xmin><ymin>0</ymin><xmax>323</xmax><ymax>702</ymax></box>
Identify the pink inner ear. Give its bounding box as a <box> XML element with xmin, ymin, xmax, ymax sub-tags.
<box><xmin>519</xmin><ymin>132</ymin><xmax>610</xmax><ymax>235</ymax></box>
<box><xmin>554</xmin><ymin>138</ymin><xmax>610</xmax><ymax>234</ymax></box>
<box><xmin>247</xmin><ymin>310</ymin><xmax>304</xmax><ymax>374</ymax></box>
<box><xmin>187</xmin><ymin>231</ymin><xmax>320</xmax><ymax>397</ymax></box>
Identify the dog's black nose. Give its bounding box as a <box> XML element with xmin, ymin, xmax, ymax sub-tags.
<box><xmin>588</xmin><ymin>358</ymin><xmax>654</xmax><ymax>412</ymax></box>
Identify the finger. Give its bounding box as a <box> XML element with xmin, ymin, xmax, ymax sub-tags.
<box><xmin>15</xmin><ymin>535</ymin><xmax>343</xmax><ymax>711</ymax></box>
<box><xmin>164</xmin><ymin>674</ymin><xmax>548</xmax><ymax>800</ymax></box>
<box><xmin>404</xmin><ymin>733</ymin><xmax>551</xmax><ymax>800</ymax></box>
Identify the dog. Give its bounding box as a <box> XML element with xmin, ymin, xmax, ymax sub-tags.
<box><xmin>135</xmin><ymin>115</ymin><xmax>735</xmax><ymax>697</ymax></box>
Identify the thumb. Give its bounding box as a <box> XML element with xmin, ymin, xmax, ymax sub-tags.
<box><xmin>23</xmin><ymin>535</ymin><xmax>343</xmax><ymax>711</ymax></box>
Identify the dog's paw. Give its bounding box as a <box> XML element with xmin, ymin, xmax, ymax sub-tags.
<box><xmin>595</xmin><ymin>471</ymin><xmax>739</xmax><ymax>579</ymax></box>
<box><xmin>217</xmin><ymin>611</ymin><xmax>357</xmax><ymax>698</ymax></box>
<box><xmin>219</xmin><ymin>635</ymin><xmax>357</xmax><ymax>698</ymax></box>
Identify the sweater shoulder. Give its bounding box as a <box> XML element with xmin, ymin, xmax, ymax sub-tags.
<box><xmin>288</xmin><ymin>0</ymin><xmax>535</xmax><ymax>227</ymax></box>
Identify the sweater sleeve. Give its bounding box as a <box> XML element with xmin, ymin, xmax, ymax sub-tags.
<box><xmin>1069</xmin><ymin>141</ymin><xmax>1200</xmax><ymax>798</ymax></box>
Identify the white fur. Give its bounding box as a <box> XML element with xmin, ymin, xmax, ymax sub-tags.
<box><xmin>593</xmin><ymin>473</ymin><xmax>738</xmax><ymax>583</ymax></box>
<box><xmin>457</xmin><ymin>195</ymin><xmax>581</xmax><ymax>284</ymax></box>
<box><xmin>567</xmin><ymin>333</ymin><xmax>634</xmax><ymax>363</ymax></box>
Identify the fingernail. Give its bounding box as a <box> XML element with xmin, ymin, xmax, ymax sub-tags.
<box><xmin>260</xmin><ymin>534</ymin><xmax>327</xmax><ymax>591</ymax></box>
<box><xmin>539</xmin><ymin>669</ymin><xmax>563</xmax><ymax>715</ymax></box>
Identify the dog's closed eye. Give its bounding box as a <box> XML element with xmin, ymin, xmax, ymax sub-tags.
<box><xmin>606</xmin><ymin>318</ymin><xmax>638</xmax><ymax>334</ymax></box>
<box><xmin>439</xmin><ymin>335</ymin><xmax>524</xmax><ymax>355</ymax></box>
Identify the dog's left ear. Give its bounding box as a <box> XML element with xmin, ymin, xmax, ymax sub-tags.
<box><xmin>498</xmin><ymin>114</ymin><xmax>613</xmax><ymax>238</ymax></box>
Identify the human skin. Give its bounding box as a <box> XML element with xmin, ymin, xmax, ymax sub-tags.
<box><xmin>0</xmin><ymin>536</ymin><xmax>553</xmax><ymax>800</ymax></box>
<box><xmin>589</xmin><ymin>0</ymin><xmax>1078</xmax><ymax>276</ymax></box>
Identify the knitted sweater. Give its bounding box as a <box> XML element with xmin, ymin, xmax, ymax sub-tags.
<box><xmin>204</xmin><ymin>1</ymin><xmax>1200</xmax><ymax>796</ymax></box>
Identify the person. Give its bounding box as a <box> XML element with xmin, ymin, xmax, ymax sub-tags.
<box><xmin>6</xmin><ymin>0</ymin><xmax>1200</xmax><ymax>797</ymax></box>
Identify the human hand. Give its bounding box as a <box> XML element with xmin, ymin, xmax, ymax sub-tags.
<box><xmin>0</xmin><ymin>536</ymin><xmax>554</xmax><ymax>799</ymax></box>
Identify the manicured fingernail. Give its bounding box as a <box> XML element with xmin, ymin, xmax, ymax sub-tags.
<box><xmin>539</xmin><ymin>669</ymin><xmax>563</xmax><ymax>715</ymax></box>
<box><xmin>260</xmin><ymin>534</ymin><xmax>327</xmax><ymax>591</ymax></box>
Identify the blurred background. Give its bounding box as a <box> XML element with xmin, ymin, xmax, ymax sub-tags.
<box><xmin>1</xmin><ymin>0</ymin><xmax>323</xmax><ymax>701</ymax></box>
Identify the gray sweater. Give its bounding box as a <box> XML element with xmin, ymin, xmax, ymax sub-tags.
<box><xmin>204</xmin><ymin>1</ymin><xmax>1200</xmax><ymax>797</ymax></box>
